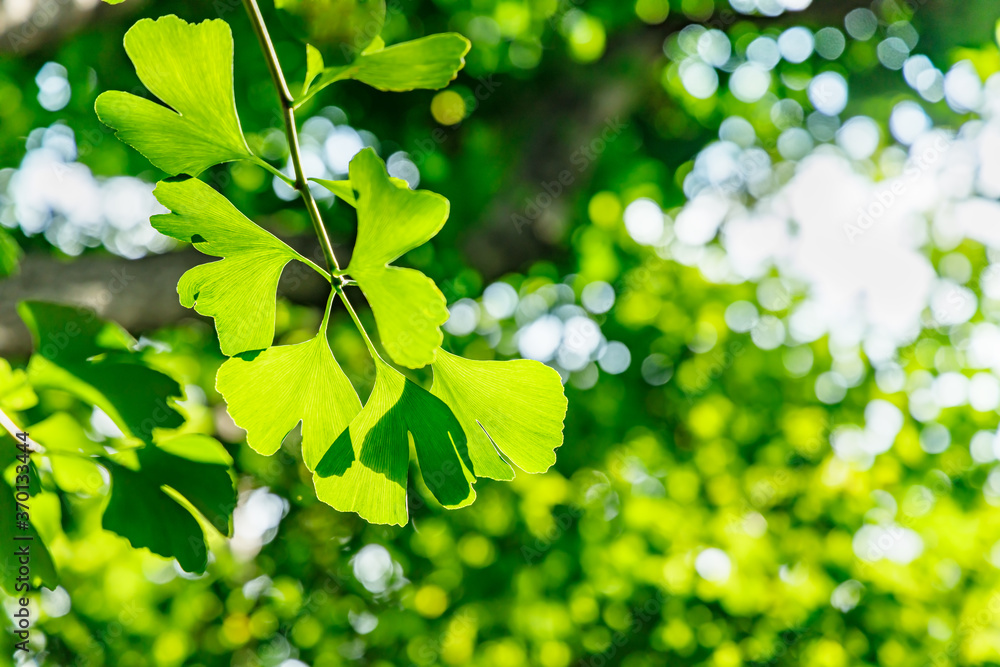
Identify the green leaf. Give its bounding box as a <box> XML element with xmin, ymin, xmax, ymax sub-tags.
<box><xmin>303</xmin><ymin>44</ymin><xmax>326</xmax><ymax>96</ymax></box>
<box><xmin>152</xmin><ymin>178</ymin><xmax>322</xmax><ymax>357</ymax></box>
<box><xmin>101</xmin><ymin>434</ymin><xmax>236</xmax><ymax>573</ymax></box>
<box><xmin>18</xmin><ymin>301</ymin><xmax>185</xmax><ymax>444</ymax></box>
<box><xmin>431</xmin><ymin>349</ymin><xmax>567</xmax><ymax>480</ymax></box>
<box><xmin>0</xmin><ymin>475</ymin><xmax>58</xmax><ymax>594</ymax></box>
<box><xmin>0</xmin><ymin>358</ymin><xmax>37</xmax><ymax>412</ymax></box>
<box><xmin>314</xmin><ymin>148</ymin><xmax>449</xmax><ymax>368</ymax></box>
<box><xmin>142</xmin><ymin>435</ymin><xmax>236</xmax><ymax>535</ymax></box>
<box><xmin>31</xmin><ymin>413</ymin><xmax>106</xmax><ymax>495</ymax></box>
<box><xmin>101</xmin><ymin>462</ymin><xmax>204</xmax><ymax>573</ymax></box>
<box><xmin>216</xmin><ymin>309</ymin><xmax>361</xmax><ymax>470</ymax></box>
<box><xmin>0</xmin><ymin>227</ymin><xmax>22</xmax><ymax>277</ymax></box>
<box><xmin>95</xmin><ymin>15</ymin><xmax>253</xmax><ymax>176</ymax></box>
<box><xmin>298</xmin><ymin>33</ymin><xmax>471</xmax><ymax>105</ymax></box>
<box><xmin>315</xmin><ymin>351</ymin><xmax>474</xmax><ymax>525</ymax></box>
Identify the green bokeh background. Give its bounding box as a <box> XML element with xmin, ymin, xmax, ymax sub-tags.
<box><xmin>3</xmin><ymin>0</ymin><xmax>1000</xmax><ymax>665</ymax></box>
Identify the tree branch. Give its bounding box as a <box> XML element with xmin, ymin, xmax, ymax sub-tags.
<box><xmin>0</xmin><ymin>237</ymin><xmax>330</xmax><ymax>359</ymax></box>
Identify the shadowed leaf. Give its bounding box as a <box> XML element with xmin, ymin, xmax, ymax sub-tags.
<box><xmin>18</xmin><ymin>301</ymin><xmax>184</xmax><ymax>444</ymax></box>
<box><xmin>315</xmin><ymin>352</ymin><xmax>474</xmax><ymax>525</ymax></box>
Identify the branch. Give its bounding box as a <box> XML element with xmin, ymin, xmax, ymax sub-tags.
<box><xmin>242</xmin><ymin>0</ymin><xmax>341</xmax><ymax>275</ymax></box>
<box><xmin>0</xmin><ymin>237</ymin><xmax>331</xmax><ymax>359</ymax></box>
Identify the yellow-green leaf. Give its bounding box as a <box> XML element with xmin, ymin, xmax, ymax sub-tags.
<box><xmin>298</xmin><ymin>33</ymin><xmax>471</xmax><ymax>105</ymax></box>
<box><xmin>216</xmin><ymin>310</ymin><xmax>361</xmax><ymax>470</ymax></box>
<box><xmin>315</xmin><ymin>351</ymin><xmax>474</xmax><ymax>525</ymax></box>
<box><xmin>313</xmin><ymin>148</ymin><xmax>449</xmax><ymax>368</ymax></box>
<box><xmin>431</xmin><ymin>349</ymin><xmax>567</xmax><ymax>480</ymax></box>
<box><xmin>95</xmin><ymin>15</ymin><xmax>253</xmax><ymax>176</ymax></box>
<box><xmin>152</xmin><ymin>178</ymin><xmax>322</xmax><ymax>357</ymax></box>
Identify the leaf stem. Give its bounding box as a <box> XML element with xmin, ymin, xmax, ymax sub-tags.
<box><xmin>335</xmin><ymin>283</ymin><xmax>378</xmax><ymax>358</ymax></box>
<box><xmin>252</xmin><ymin>156</ymin><xmax>295</xmax><ymax>187</ymax></box>
<box><xmin>320</xmin><ymin>288</ymin><xmax>337</xmax><ymax>333</ymax></box>
<box><xmin>241</xmin><ymin>0</ymin><xmax>341</xmax><ymax>275</ymax></box>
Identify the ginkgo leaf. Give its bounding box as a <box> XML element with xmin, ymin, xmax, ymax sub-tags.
<box><xmin>350</xmin><ymin>267</ymin><xmax>449</xmax><ymax>368</ymax></box>
<box><xmin>152</xmin><ymin>178</ymin><xmax>323</xmax><ymax>357</ymax></box>
<box><xmin>216</xmin><ymin>298</ymin><xmax>361</xmax><ymax>470</ymax></box>
<box><xmin>18</xmin><ymin>301</ymin><xmax>184</xmax><ymax>444</ymax></box>
<box><xmin>314</xmin><ymin>148</ymin><xmax>449</xmax><ymax>368</ymax></box>
<box><xmin>30</xmin><ymin>413</ymin><xmax>106</xmax><ymax>495</ymax></box>
<box><xmin>298</xmin><ymin>33</ymin><xmax>471</xmax><ymax>105</ymax></box>
<box><xmin>95</xmin><ymin>15</ymin><xmax>253</xmax><ymax>176</ymax></box>
<box><xmin>101</xmin><ymin>434</ymin><xmax>236</xmax><ymax>573</ymax></box>
<box><xmin>102</xmin><ymin>461</ymin><xmax>206</xmax><ymax>571</ymax></box>
<box><xmin>304</xmin><ymin>44</ymin><xmax>326</xmax><ymax>95</ymax></box>
<box><xmin>311</xmin><ymin>174</ymin><xmax>410</xmax><ymax>205</ymax></box>
<box><xmin>315</xmin><ymin>352</ymin><xmax>474</xmax><ymax>525</ymax></box>
<box><xmin>142</xmin><ymin>435</ymin><xmax>237</xmax><ymax>535</ymax></box>
<box><xmin>431</xmin><ymin>349</ymin><xmax>567</xmax><ymax>480</ymax></box>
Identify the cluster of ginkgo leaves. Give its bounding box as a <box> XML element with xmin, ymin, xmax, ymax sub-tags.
<box><xmin>1</xmin><ymin>302</ymin><xmax>236</xmax><ymax>585</ymax></box>
<box><xmin>87</xmin><ymin>7</ymin><xmax>567</xmax><ymax>529</ymax></box>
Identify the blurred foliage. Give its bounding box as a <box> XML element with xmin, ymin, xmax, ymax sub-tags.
<box><xmin>5</xmin><ymin>0</ymin><xmax>1000</xmax><ymax>666</ymax></box>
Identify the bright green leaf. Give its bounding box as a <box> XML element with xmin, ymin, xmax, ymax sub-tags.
<box><xmin>31</xmin><ymin>413</ymin><xmax>106</xmax><ymax>495</ymax></box>
<box><xmin>101</xmin><ymin>434</ymin><xmax>236</xmax><ymax>573</ymax></box>
<box><xmin>0</xmin><ymin>358</ymin><xmax>37</xmax><ymax>412</ymax></box>
<box><xmin>95</xmin><ymin>15</ymin><xmax>253</xmax><ymax>176</ymax></box>
<box><xmin>311</xmin><ymin>174</ymin><xmax>410</xmax><ymax>206</ymax></box>
<box><xmin>349</xmin><ymin>267</ymin><xmax>448</xmax><ymax>368</ymax></box>
<box><xmin>303</xmin><ymin>44</ymin><xmax>326</xmax><ymax>96</ymax></box>
<box><xmin>18</xmin><ymin>301</ymin><xmax>185</xmax><ymax>444</ymax></box>
<box><xmin>314</xmin><ymin>148</ymin><xmax>449</xmax><ymax>368</ymax></box>
<box><xmin>152</xmin><ymin>178</ymin><xmax>322</xmax><ymax>357</ymax></box>
<box><xmin>216</xmin><ymin>304</ymin><xmax>361</xmax><ymax>470</ymax></box>
<box><xmin>431</xmin><ymin>349</ymin><xmax>567</xmax><ymax>480</ymax></box>
<box><xmin>315</xmin><ymin>351</ymin><xmax>474</xmax><ymax>525</ymax></box>
<box><xmin>298</xmin><ymin>33</ymin><xmax>471</xmax><ymax>105</ymax></box>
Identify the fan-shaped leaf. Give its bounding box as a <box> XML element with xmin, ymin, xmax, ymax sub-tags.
<box><xmin>152</xmin><ymin>178</ymin><xmax>323</xmax><ymax>357</ymax></box>
<box><xmin>313</xmin><ymin>148</ymin><xmax>448</xmax><ymax>368</ymax></box>
<box><xmin>95</xmin><ymin>15</ymin><xmax>252</xmax><ymax>176</ymax></box>
<box><xmin>101</xmin><ymin>434</ymin><xmax>236</xmax><ymax>573</ymax></box>
<box><xmin>431</xmin><ymin>349</ymin><xmax>567</xmax><ymax>480</ymax></box>
<box><xmin>216</xmin><ymin>312</ymin><xmax>361</xmax><ymax>470</ymax></box>
<box><xmin>315</xmin><ymin>352</ymin><xmax>474</xmax><ymax>525</ymax></box>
